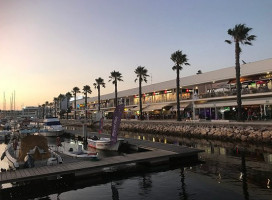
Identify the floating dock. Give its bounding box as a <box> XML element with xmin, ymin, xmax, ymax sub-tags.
<box><xmin>0</xmin><ymin>134</ymin><xmax>203</xmax><ymax>185</ymax></box>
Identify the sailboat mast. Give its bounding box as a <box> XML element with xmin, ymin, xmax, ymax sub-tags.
<box><xmin>14</xmin><ymin>90</ymin><xmax>16</xmax><ymax>117</ymax></box>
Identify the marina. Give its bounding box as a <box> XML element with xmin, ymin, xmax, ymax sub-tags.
<box><xmin>0</xmin><ymin>1</ymin><xmax>271</xmax><ymax>199</ymax></box>
<box><xmin>0</xmin><ymin>133</ymin><xmax>202</xmax><ymax>185</ymax></box>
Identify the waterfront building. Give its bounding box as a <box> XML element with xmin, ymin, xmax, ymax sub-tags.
<box><xmin>22</xmin><ymin>106</ymin><xmax>39</xmax><ymax>118</ymax></box>
<box><xmin>71</xmin><ymin>58</ymin><xmax>272</xmax><ymax>121</ymax></box>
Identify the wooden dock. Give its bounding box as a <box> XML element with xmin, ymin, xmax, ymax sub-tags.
<box><xmin>0</xmin><ymin>134</ymin><xmax>203</xmax><ymax>185</ymax></box>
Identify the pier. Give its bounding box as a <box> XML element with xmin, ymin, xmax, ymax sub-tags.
<box><xmin>0</xmin><ymin>135</ymin><xmax>203</xmax><ymax>185</ymax></box>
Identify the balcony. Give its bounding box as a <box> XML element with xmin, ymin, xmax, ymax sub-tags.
<box><xmin>200</xmin><ymin>87</ymin><xmax>272</xmax><ymax>99</ymax></box>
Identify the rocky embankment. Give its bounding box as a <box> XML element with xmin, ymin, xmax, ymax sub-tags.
<box><xmin>102</xmin><ymin>120</ymin><xmax>272</xmax><ymax>144</ymax></box>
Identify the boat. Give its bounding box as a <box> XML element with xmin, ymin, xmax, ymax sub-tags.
<box><xmin>87</xmin><ymin>136</ymin><xmax>124</xmax><ymax>151</ymax></box>
<box><xmin>1</xmin><ymin>134</ymin><xmax>63</xmax><ymax>169</ymax></box>
<box><xmin>87</xmin><ymin>104</ymin><xmax>125</xmax><ymax>151</ymax></box>
<box><xmin>19</xmin><ymin>128</ymin><xmax>39</xmax><ymax>136</ymax></box>
<box><xmin>62</xmin><ymin>148</ymin><xmax>99</xmax><ymax>159</ymax></box>
<box><xmin>56</xmin><ymin>141</ymin><xmax>99</xmax><ymax>159</ymax></box>
<box><xmin>39</xmin><ymin>117</ymin><xmax>64</xmax><ymax>137</ymax></box>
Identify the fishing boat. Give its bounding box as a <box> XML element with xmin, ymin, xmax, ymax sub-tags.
<box><xmin>87</xmin><ymin>104</ymin><xmax>125</xmax><ymax>151</ymax></box>
<box><xmin>1</xmin><ymin>134</ymin><xmax>63</xmax><ymax>169</ymax></box>
<box><xmin>39</xmin><ymin>117</ymin><xmax>64</xmax><ymax>137</ymax></box>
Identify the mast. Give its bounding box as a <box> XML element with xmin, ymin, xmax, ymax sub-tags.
<box><xmin>14</xmin><ymin>90</ymin><xmax>16</xmax><ymax>117</ymax></box>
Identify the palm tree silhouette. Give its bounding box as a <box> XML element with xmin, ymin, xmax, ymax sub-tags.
<box><xmin>45</xmin><ymin>101</ymin><xmax>49</xmax><ymax>117</ymax></box>
<box><xmin>109</xmin><ymin>70</ymin><xmax>123</xmax><ymax>107</ymax></box>
<box><xmin>93</xmin><ymin>77</ymin><xmax>106</xmax><ymax>111</ymax></box>
<box><xmin>65</xmin><ymin>92</ymin><xmax>72</xmax><ymax>119</ymax></box>
<box><xmin>53</xmin><ymin>97</ymin><xmax>58</xmax><ymax>117</ymax></box>
<box><xmin>58</xmin><ymin>94</ymin><xmax>65</xmax><ymax>118</ymax></box>
<box><xmin>134</xmin><ymin>66</ymin><xmax>149</xmax><ymax>120</ymax></box>
<box><xmin>72</xmin><ymin>87</ymin><xmax>80</xmax><ymax>119</ymax></box>
<box><xmin>225</xmin><ymin>24</ymin><xmax>256</xmax><ymax>121</ymax></box>
<box><xmin>42</xmin><ymin>104</ymin><xmax>45</xmax><ymax>119</ymax></box>
<box><xmin>170</xmin><ymin>50</ymin><xmax>190</xmax><ymax>121</ymax></box>
<box><xmin>82</xmin><ymin>85</ymin><xmax>92</xmax><ymax>119</ymax></box>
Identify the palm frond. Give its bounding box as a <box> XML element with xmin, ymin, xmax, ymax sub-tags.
<box><xmin>225</xmin><ymin>40</ymin><xmax>232</xmax><ymax>44</ymax></box>
<box><xmin>247</xmin><ymin>35</ymin><xmax>256</xmax><ymax>41</ymax></box>
<box><xmin>244</xmin><ymin>42</ymin><xmax>252</xmax><ymax>45</ymax></box>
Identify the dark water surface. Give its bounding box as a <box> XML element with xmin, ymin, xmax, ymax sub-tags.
<box><xmin>0</xmin><ymin>129</ymin><xmax>271</xmax><ymax>200</ymax></box>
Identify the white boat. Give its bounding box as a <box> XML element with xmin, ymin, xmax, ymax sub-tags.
<box><xmin>1</xmin><ymin>134</ymin><xmax>63</xmax><ymax>169</ymax></box>
<box><xmin>40</xmin><ymin>117</ymin><xmax>64</xmax><ymax>137</ymax></box>
<box><xmin>87</xmin><ymin>136</ymin><xmax>124</xmax><ymax>151</ymax></box>
<box><xmin>87</xmin><ymin>104</ymin><xmax>125</xmax><ymax>151</ymax></box>
<box><xmin>62</xmin><ymin>148</ymin><xmax>99</xmax><ymax>159</ymax></box>
<box><xmin>57</xmin><ymin>142</ymin><xmax>99</xmax><ymax>159</ymax></box>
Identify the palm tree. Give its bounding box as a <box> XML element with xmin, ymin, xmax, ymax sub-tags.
<box><xmin>45</xmin><ymin>101</ymin><xmax>49</xmax><ymax>117</ymax></box>
<box><xmin>53</xmin><ymin>97</ymin><xmax>58</xmax><ymax>117</ymax></box>
<box><xmin>93</xmin><ymin>77</ymin><xmax>105</xmax><ymax>111</ymax></box>
<box><xmin>82</xmin><ymin>85</ymin><xmax>92</xmax><ymax>119</ymax></box>
<box><xmin>134</xmin><ymin>66</ymin><xmax>149</xmax><ymax>120</ymax></box>
<box><xmin>58</xmin><ymin>94</ymin><xmax>65</xmax><ymax>118</ymax></box>
<box><xmin>72</xmin><ymin>87</ymin><xmax>80</xmax><ymax>119</ymax></box>
<box><xmin>42</xmin><ymin>104</ymin><xmax>45</xmax><ymax>119</ymax></box>
<box><xmin>49</xmin><ymin>102</ymin><xmax>53</xmax><ymax>116</ymax></box>
<box><xmin>65</xmin><ymin>92</ymin><xmax>72</xmax><ymax>119</ymax></box>
<box><xmin>38</xmin><ymin>105</ymin><xmax>41</xmax><ymax>119</ymax></box>
<box><xmin>171</xmin><ymin>50</ymin><xmax>190</xmax><ymax>121</ymax></box>
<box><xmin>225</xmin><ymin>24</ymin><xmax>256</xmax><ymax>121</ymax></box>
<box><xmin>109</xmin><ymin>70</ymin><xmax>123</xmax><ymax>107</ymax></box>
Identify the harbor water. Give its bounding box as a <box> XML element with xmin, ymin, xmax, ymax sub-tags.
<box><xmin>0</xmin><ymin>130</ymin><xmax>272</xmax><ymax>200</ymax></box>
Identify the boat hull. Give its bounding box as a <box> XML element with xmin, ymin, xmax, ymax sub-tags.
<box><xmin>87</xmin><ymin>137</ymin><xmax>124</xmax><ymax>151</ymax></box>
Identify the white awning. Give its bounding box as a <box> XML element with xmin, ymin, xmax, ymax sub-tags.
<box><xmin>171</xmin><ymin>103</ymin><xmax>190</xmax><ymax>111</ymax></box>
<box><xmin>130</xmin><ymin>104</ymin><xmax>149</xmax><ymax>111</ymax></box>
<box><xmin>143</xmin><ymin>103</ymin><xmax>173</xmax><ymax>112</ymax></box>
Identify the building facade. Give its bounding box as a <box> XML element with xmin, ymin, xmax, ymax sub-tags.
<box><xmin>71</xmin><ymin>58</ymin><xmax>272</xmax><ymax>121</ymax></box>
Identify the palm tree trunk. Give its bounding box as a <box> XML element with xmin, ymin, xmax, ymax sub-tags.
<box><xmin>59</xmin><ymin>101</ymin><xmax>62</xmax><ymax>118</ymax></box>
<box><xmin>176</xmin><ymin>67</ymin><xmax>181</xmax><ymax>121</ymax></box>
<box><xmin>85</xmin><ymin>94</ymin><xmax>88</xmax><ymax>119</ymax></box>
<box><xmin>235</xmin><ymin>41</ymin><xmax>242</xmax><ymax>121</ymax></box>
<box><xmin>98</xmin><ymin>86</ymin><xmax>101</xmax><ymax>111</ymax></box>
<box><xmin>66</xmin><ymin>99</ymin><xmax>69</xmax><ymax>120</ymax></box>
<box><xmin>74</xmin><ymin>95</ymin><xmax>77</xmax><ymax>119</ymax></box>
<box><xmin>139</xmin><ymin>77</ymin><xmax>143</xmax><ymax>120</ymax></box>
<box><xmin>54</xmin><ymin>102</ymin><xmax>57</xmax><ymax>117</ymax></box>
<box><xmin>115</xmin><ymin>81</ymin><xmax>118</xmax><ymax>107</ymax></box>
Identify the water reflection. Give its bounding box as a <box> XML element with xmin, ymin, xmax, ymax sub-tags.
<box><xmin>138</xmin><ymin>174</ymin><xmax>152</xmax><ymax>197</ymax></box>
<box><xmin>241</xmin><ymin>152</ymin><xmax>249</xmax><ymax>200</ymax></box>
<box><xmin>179</xmin><ymin>167</ymin><xmax>188</xmax><ymax>200</ymax></box>
<box><xmin>118</xmin><ymin>131</ymin><xmax>272</xmax><ymax>192</ymax></box>
<box><xmin>111</xmin><ymin>182</ymin><xmax>119</xmax><ymax>200</ymax></box>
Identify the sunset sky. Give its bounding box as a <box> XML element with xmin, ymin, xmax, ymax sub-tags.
<box><xmin>0</xmin><ymin>0</ymin><xmax>271</xmax><ymax>110</ymax></box>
